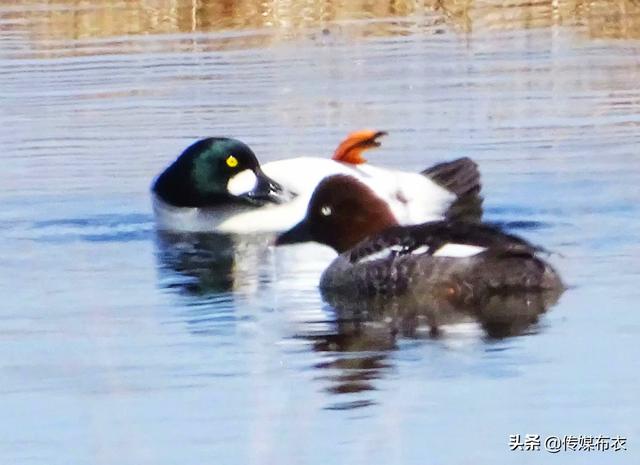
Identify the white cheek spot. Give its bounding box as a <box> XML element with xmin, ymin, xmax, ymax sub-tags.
<box><xmin>227</xmin><ymin>169</ymin><xmax>257</xmax><ymax>196</ymax></box>
<box><xmin>432</xmin><ymin>243</ymin><xmax>487</xmax><ymax>258</ymax></box>
<box><xmin>321</xmin><ymin>206</ymin><xmax>332</xmax><ymax>216</ymax></box>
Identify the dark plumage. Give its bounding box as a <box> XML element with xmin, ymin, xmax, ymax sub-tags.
<box><xmin>321</xmin><ymin>223</ymin><xmax>561</xmax><ymax>298</ymax></box>
<box><xmin>421</xmin><ymin>157</ymin><xmax>480</xmax><ymax>198</ymax></box>
<box><xmin>276</xmin><ymin>174</ymin><xmax>564</xmax><ymax>299</ymax></box>
<box><xmin>152</xmin><ymin>137</ymin><xmax>283</xmax><ymax>207</ymax></box>
<box><xmin>422</xmin><ymin>157</ymin><xmax>483</xmax><ymax>222</ymax></box>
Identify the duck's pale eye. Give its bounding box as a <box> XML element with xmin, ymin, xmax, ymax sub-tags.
<box><xmin>320</xmin><ymin>206</ymin><xmax>332</xmax><ymax>216</ymax></box>
<box><xmin>226</xmin><ymin>155</ymin><xmax>239</xmax><ymax>168</ymax></box>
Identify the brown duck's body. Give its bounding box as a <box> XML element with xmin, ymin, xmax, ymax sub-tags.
<box><xmin>276</xmin><ymin>174</ymin><xmax>563</xmax><ymax>303</ymax></box>
<box><xmin>319</xmin><ymin>221</ymin><xmax>563</xmax><ymax>299</ymax></box>
<box><xmin>321</xmin><ymin>245</ymin><xmax>562</xmax><ymax>300</ymax></box>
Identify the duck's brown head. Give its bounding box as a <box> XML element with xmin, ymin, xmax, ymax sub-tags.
<box><xmin>275</xmin><ymin>175</ymin><xmax>398</xmax><ymax>253</ymax></box>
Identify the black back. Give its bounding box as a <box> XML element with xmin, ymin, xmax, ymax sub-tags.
<box><xmin>349</xmin><ymin>221</ymin><xmax>541</xmax><ymax>264</ymax></box>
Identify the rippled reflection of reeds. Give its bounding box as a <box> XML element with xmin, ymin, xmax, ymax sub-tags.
<box><xmin>1</xmin><ymin>0</ymin><xmax>640</xmax><ymax>57</ymax></box>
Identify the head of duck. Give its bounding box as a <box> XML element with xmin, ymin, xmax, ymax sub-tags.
<box><xmin>276</xmin><ymin>174</ymin><xmax>399</xmax><ymax>253</ymax></box>
<box><xmin>153</xmin><ymin>137</ymin><xmax>286</xmax><ymax>208</ymax></box>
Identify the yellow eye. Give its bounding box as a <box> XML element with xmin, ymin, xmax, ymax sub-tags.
<box><xmin>226</xmin><ymin>155</ymin><xmax>238</xmax><ymax>168</ymax></box>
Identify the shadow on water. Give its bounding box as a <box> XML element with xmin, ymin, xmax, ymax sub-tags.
<box><xmin>300</xmin><ymin>285</ymin><xmax>563</xmax><ymax>409</ymax></box>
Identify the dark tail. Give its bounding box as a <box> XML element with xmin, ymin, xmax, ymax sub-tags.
<box><xmin>422</xmin><ymin>157</ymin><xmax>483</xmax><ymax>223</ymax></box>
<box><xmin>421</xmin><ymin>157</ymin><xmax>481</xmax><ymax>197</ymax></box>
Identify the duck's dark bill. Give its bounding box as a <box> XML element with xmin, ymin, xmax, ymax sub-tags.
<box><xmin>240</xmin><ymin>170</ymin><xmax>287</xmax><ymax>205</ymax></box>
<box><xmin>275</xmin><ymin>220</ymin><xmax>312</xmax><ymax>246</ymax></box>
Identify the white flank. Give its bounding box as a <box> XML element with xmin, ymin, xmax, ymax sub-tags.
<box><xmin>261</xmin><ymin>158</ymin><xmax>456</xmax><ymax>226</ymax></box>
<box><xmin>411</xmin><ymin>245</ymin><xmax>430</xmax><ymax>255</ymax></box>
<box><xmin>359</xmin><ymin>245</ymin><xmax>404</xmax><ymax>263</ymax></box>
<box><xmin>432</xmin><ymin>243</ymin><xmax>487</xmax><ymax>258</ymax></box>
<box><xmin>355</xmin><ymin>164</ymin><xmax>455</xmax><ymax>225</ymax></box>
<box><xmin>227</xmin><ymin>169</ymin><xmax>257</xmax><ymax>196</ymax></box>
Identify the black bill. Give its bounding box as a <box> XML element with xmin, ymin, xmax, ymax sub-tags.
<box><xmin>239</xmin><ymin>169</ymin><xmax>289</xmax><ymax>205</ymax></box>
<box><xmin>275</xmin><ymin>219</ymin><xmax>313</xmax><ymax>246</ymax></box>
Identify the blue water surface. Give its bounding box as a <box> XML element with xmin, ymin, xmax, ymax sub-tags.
<box><xmin>1</xmin><ymin>2</ymin><xmax>639</xmax><ymax>464</ymax></box>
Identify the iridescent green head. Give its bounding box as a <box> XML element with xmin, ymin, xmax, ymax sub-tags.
<box><xmin>153</xmin><ymin>138</ymin><xmax>284</xmax><ymax>207</ymax></box>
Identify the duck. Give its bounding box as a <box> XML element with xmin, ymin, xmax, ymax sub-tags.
<box><xmin>275</xmin><ymin>175</ymin><xmax>563</xmax><ymax>299</ymax></box>
<box><xmin>152</xmin><ymin>131</ymin><xmax>482</xmax><ymax>234</ymax></box>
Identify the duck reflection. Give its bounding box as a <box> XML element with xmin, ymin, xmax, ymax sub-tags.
<box><xmin>154</xmin><ymin>229</ymin><xmax>563</xmax><ymax>410</ymax></box>
<box><xmin>306</xmin><ymin>286</ymin><xmax>563</xmax><ymax>407</ymax></box>
<box><xmin>321</xmin><ymin>283</ymin><xmax>563</xmax><ymax>338</ymax></box>
<box><xmin>154</xmin><ymin>230</ymin><xmax>274</xmax><ymax>296</ymax></box>
<box><xmin>307</xmin><ymin>318</ymin><xmax>397</xmax><ymax>397</ymax></box>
